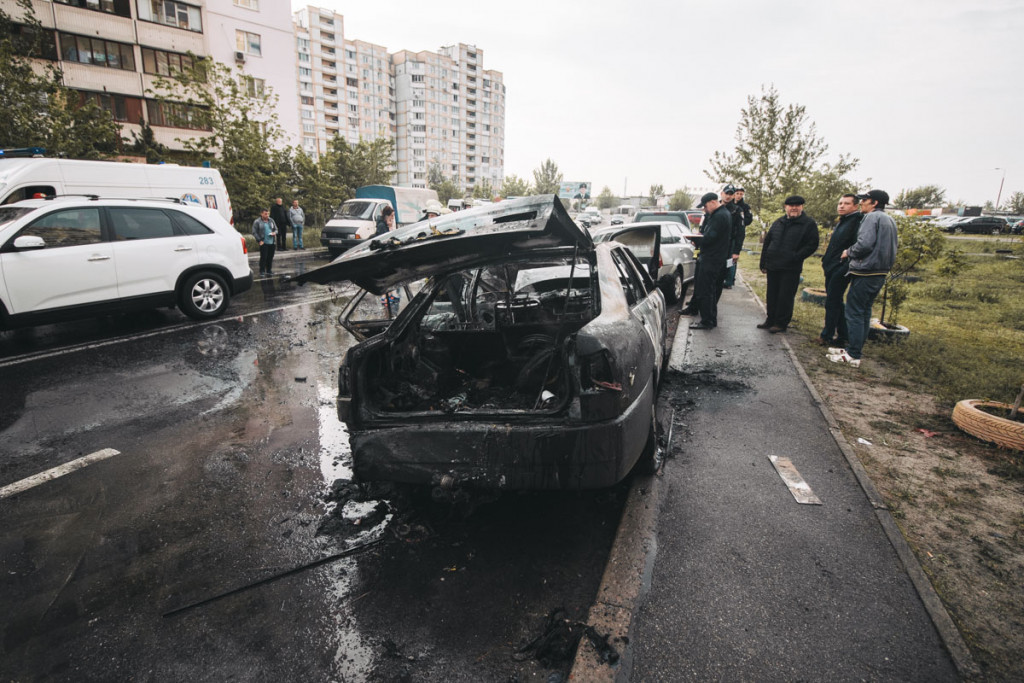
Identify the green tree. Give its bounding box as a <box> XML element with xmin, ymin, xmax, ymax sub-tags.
<box><xmin>428</xmin><ymin>162</ymin><xmax>461</xmax><ymax>204</ymax></box>
<box><xmin>705</xmin><ymin>84</ymin><xmax>858</xmax><ymax>219</ymax></box>
<box><xmin>128</xmin><ymin>120</ymin><xmax>168</xmax><ymax>164</ymax></box>
<box><xmin>878</xmin><ymin>216</ymin><xmax>946</xmax><ymax>326</ymax></box>
<box><xmin>893</xmin><ymin>185</ymin><xmax>947</xmax><ymax>210</ymax></box>
<box><xmin>668</xmin><ymin>189</ymin><xmax>694</xmax><ymax>211</ymax></box>
<box><xmin>289</xmin><ymin>148</ymin><xmax>343</xmax><ymax>230</ymax></box>
<box><xmin>799</xmin><ymin>167</ymin><xmax>860</xmax><ymax>228</ymax></box>
<box><xmin>647</xmin><ymin>183</ymin><xmax>663</xmax><ymax>204</ymax></box>
<box><xmin>0</xmin><ymin>0</ymin><xmax>120</xmax><ymax>157</ymax></box>
<box><xmin>532</xmin><ymin>158</ymin><xmax>562</xmax><ymax>195</ymax></box>
<box><xmin>148</xmin><ymin>58</ymin><xmax>292</xmax><ymax>223</ymax></box>
<box><xmin>649</xmin><ymin>184</ymin><xmax>664</xmax><ymax>205</ymax></box>
<box><xmin>473</xmin><ymin>179</ymin><xmax>493</xmax><ymax>200</ymax></box>
<box><xmin>1006</xmin><ymin>191</ymin><xmax>1024</xmax><ymax>214</ymax></box>
<box><xmin>596</xmin><ymin>186</ymin><xmax>616</xmax><ymax>210</ymax></box>
<box><xmin>500</xmin><ymin>174</ymin><xmax>531</xmax><ymax>197</ymax></box>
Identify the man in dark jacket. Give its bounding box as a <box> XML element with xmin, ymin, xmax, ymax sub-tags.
<box><xmin>816</xmin><ymin>194</ymin><xmax>862</xmax><ymax>346</ymax></box>
<box><xmin>827</xmin><ymin>190</ymin><xmax>898</xmax><ymax>368</ymax></box>
<box><xmin>686</xmin><ymin>192</ymin><xmax>733</xmax><ymax>330</ymax></box>
<box><xmin>270</xmin><ymin>198</ymin><xmax>290</xmax><ymax>251</ymax></box>
<box><xmin>758</xmin><ymin>195</ymin><xmax>819</xmax><ymax>333</ymax></box>
<box><xmin>722</xmin><ymin>185</ymin><xmax>749</xmax><ymax>289</ymax></box>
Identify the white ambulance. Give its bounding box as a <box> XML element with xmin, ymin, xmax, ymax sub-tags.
<box><xmin>0</xmin><ymin>154</ymin><xmax>233</xmax><ymax>224</ymax></box>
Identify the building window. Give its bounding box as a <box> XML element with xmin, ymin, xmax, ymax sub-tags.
<box><xmin>79</xmin><ymin>91</ymin><xmax>143</xmax><ymax>123</ymax></box>
<box><xmin>236</xmin><ymin>30</ymin><xmax>261</xmax><ymax>56</ymax></box>
<box><xmin>137</xmin><ymin>0</ymin><xmax>202</xmax><ymax>32</ymax></box>
<box><xmin>146</xmin><ymin>99</ymin><xmax>210</xmax><ymax>130</ymax></box>
<box><xmin>298</xmin><ymin>52</ymin><xmax>309</xmax><ymax>63</ymax></box>
<box><xmin>9</xmin><ymin>24</ymin><xmax>58</xmax><ymax>60</ymax></box>
<box><xmin>299</xmin><ymin>67</ymin><xmax>311</xmax><ymax>77</ymax></box>
<box><xmin>233</xmin><ymin>0</ymin><xmax>258</xmax><ymax>8</ymax></box>
<box><xmin>55</xmin><ymin>0</ymin><xmax>131</xmax><ymax>17</ymax></box>
<box><xmin>244</xmin><ymin>77</ymin><xmax>265</xmax><ymax>98</ymax></box>
<box><xmin>411</xmin><ymin>74</ymin><xmax>424</xmax><ymax>82</ymax></box>
<box><xmin>320</xmin><ymin>31</ymin><xmax>334</xmax><ymax>42</ymax></box>
<box><xmin>60</xmin><ymin>34</ymin><xmax>136</xmax><ymax>70</ymax></box>
<box><xmin>140</xmin><ymin>47</ymin><xmax>194</xmax><ymax>76</ymax></box>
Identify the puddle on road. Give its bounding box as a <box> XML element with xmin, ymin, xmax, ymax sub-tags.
<box><xmin>317</xmin><ymin>382</ymin><xmax>352</xmax><ymax>484</ymax></box>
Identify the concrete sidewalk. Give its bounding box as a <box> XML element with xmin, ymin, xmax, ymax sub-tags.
<box><xmin>574</xmin><ymin>282</ymin><xmax>966</xmax><ymax>681</ymax></box>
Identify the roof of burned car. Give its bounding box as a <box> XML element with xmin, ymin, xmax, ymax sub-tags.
<box><xmin>295</xmin><ymin>194</ymin><xmax>592</xmax><ymax>294</ymax></box>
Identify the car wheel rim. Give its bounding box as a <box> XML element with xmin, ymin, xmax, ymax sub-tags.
<box><xmin>673</xmin><ymin>273</ymin><xmax>683</xmax><ymax>300</ymax></box>
<box><xmin>192</xmin><ymin>278</ymin><xmax>224</xmax><ymax>313</ymax></box>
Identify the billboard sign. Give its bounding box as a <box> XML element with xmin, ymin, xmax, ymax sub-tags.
<box><xmin>558</xmin><ymin>181</ymin><xmax>591</xmax><ymax>201</ymax></box>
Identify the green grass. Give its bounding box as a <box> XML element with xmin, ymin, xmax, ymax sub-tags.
<box><xmin>740</xmin><ymin>235</ymin><xmax>1024</xmax><ymax>406</ymax></box>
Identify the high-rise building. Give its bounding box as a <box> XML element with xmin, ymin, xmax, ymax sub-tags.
<box><xmin>2</xmin><ymin>0</ymin><xmax>299</xmax><ymax>152</ymax></box>
<box><xmin>291</xmin><ymin>6</ymin><xmax>505</xmax><ymax>194</ymax></box>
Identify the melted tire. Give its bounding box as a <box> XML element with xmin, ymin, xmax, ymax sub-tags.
<box><xmin>952</xmin><ymin>400</ymin><xmax>1024</xmax><ymax>452</ymax></box>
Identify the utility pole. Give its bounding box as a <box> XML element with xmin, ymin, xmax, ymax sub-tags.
<box><xmin>995</xmin><ymin>167</ymin><xmax>1006</xmax><ymax>209</ymax></box>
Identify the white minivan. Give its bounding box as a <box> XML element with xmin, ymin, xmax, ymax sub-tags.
<box><xmin>0</xmin><ymin>157</ymin><xmax>234</xmax><ymax>224</ymax></box>
<box><xmin>0</xmin><ymin>197</ymin><xmax>252</xmax><ymax>330</ymax></box>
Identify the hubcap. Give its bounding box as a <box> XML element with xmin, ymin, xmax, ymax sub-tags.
<box><xmin>192</xmin><ymin>279</ymin><xmax>224</xmax><ymax>313</ymax></box>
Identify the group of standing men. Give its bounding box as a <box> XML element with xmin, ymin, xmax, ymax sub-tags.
<box><xmin>251</xmin><ymin>197</ymin><xmax>307</xmax><ymax>277</ymax></box>
<box><xmin>683</xmin><ymin>184</ymin><xmax>752</xmax><ymax>330</ymax></box>
<box><xmin>682</xmin><ymin>185</ymin><xmax>899</xmax><ymax>368</ymax></box>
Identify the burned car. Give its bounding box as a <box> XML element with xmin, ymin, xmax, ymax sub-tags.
<box><xmin>297</xmin><ymin>195</ymin><xmax>667</xmax><ymax>491</ymax></box>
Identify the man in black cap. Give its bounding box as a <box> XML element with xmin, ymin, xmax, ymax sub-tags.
<box><xmin>758</xmin><ymin>195</ymin><xmax>819</xmax><ymax>333</ymax></box>
<box><xmin>685</xmin><ymin>192</ymin><xmax>733</xmax><ymax>330</ymax></box>
<box><xmin>719</xmin><ymin>184</ymin><xmax>746</xmax><ymax>291</ymax></box>
<box><xmin>827</xmin><ymin>190</ymin><xmax>898</xmax><ymax>368</ymax></box>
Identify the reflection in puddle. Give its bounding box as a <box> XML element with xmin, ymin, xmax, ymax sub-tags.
<box><xmin>318</xmin><ymin>382</ymin><xmax>352</xmax><ymax>484</ymax></box>
<box><xmin>321</xmin><ymin>559</ymin><xmax>376</xmax><ymax>680</ymax></box>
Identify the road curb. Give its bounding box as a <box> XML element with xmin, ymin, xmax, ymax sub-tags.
<box><xmin>569</xmin><ymin>316</ymin><xmax>690</xmax><ymax>681</ymax></box>
<box><xmin>746</xmin><ymin>280</ymin><xmax>979</xmax><ymax>680</ymax></box>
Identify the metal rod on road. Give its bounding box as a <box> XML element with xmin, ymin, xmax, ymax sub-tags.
<box><xmin>162</xmin><ymin>537</ymin><xmax>384</xmax><ymax>618</ymax></box>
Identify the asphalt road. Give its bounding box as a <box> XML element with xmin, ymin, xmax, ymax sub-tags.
<box><xmin>0</xmin><ymin>250</ymin><xmax>628</xmax><ymax>681</ymax></box>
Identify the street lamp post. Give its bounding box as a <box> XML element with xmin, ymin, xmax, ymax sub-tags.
<box><xmin>995</xmin><ymin>167</ymin><xmax>1006</xmax><ymax>209</ymax></box>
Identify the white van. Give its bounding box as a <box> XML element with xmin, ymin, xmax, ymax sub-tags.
<box><xmin>0</xmin><ymin>157</ymin><xmax>234</xmax><ymax>224</ymax></box>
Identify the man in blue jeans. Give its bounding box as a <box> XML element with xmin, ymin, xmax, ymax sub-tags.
<box><xmin>815</xmin><ymin>194</ymin><xmax>862</xmax><ymax>346</ymax></box>
<box><xmin>827</xmin><ymin>190</ymin><xmax>898</xmax><ymax>368</ymax></box>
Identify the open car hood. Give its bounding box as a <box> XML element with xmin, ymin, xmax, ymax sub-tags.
<box><xmin>295</xmin><ymin>195</ymin><xmax>592</xmax><ymax>294</ymax></box>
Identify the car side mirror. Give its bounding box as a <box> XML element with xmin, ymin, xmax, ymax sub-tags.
<box><xmin>13</xmin><ymin>235</ymin><xmax>46</xmax><ymax>250</ymax></box>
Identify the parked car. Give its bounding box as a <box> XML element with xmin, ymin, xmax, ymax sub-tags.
<box><xmin>295</xmin><ymin>195</ymin><xmax>667</xmax><ymax>491</ymax></box>
<box><xmin>610</xmin><ymin>215</ymin><xmax>625</xmax><ymax>225</ymax></box>
<box><xmin>633</xmin><ymin>209</ymin><xmax>703</xmax><ymax>229</ymax></box>
<box><xmin>953</xmin><ymin>216</ymin><xmax>1008</xmax><ymax>234</ymax></box>
<box><xmin>0</xmin><ymin>197</ymin><xmax>252</xmax><ymax>330</ymax></box>
<box><xmin>1010</xmin><ymin>219</ymin><xmax>1024</xmax><ymax>235</ymax></box>
<box><xmin>592</xmin><ymin>221</ymin><xmax>697</xmax><ymax>303</ymax></box>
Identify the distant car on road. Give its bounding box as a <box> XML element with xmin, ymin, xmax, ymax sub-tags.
<box><xmin>610</xmin><ymin>215</ymin><xmax>625</xmax><ymax>225</ymax></box>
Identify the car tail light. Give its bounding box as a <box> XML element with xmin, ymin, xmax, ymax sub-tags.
<box><xmin>240</xmin><ymin>236</ymin><xmax>247</xmax><ymax>254</ymax></box>
<box><xmin>659</xmin><ymin>253</ymin><xmax>664</xmax><ymax>268</ymax></box>
<box><xmin>581</xmin><ymin>349</ymin><xmax>615</xmax><ymax>387</ymax></box>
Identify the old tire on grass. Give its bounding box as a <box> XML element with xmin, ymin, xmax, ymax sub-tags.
<box><xmin>868</xmin><ymin>319</ymin><xmax>910</xmax><ymax>343</ymax></box>
<box><xmin>952</xmin><ymin>400</ymin><xmax>1024</xmax><ymax>452</ymax></box>
<box><xmin>801</xmin><ymin>287</ymin><xmax>827</xmax><ymax>306</ymax></box>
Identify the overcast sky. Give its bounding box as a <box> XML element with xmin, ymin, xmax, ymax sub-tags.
<box><xmin>297</xmin><ymin>0</ymin><xmax>1024</xmax><ymax>207</ymax></box>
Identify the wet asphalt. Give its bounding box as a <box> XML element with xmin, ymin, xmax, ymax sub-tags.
<box><xmin>628</xmin><ymin>282</ymin><xmax>959</xmax><ymax>681</ymax></box>
<box><xmin>0</xmin><ymin>248</ymin><xmax>627</xmax><ymax>681</ymax></box>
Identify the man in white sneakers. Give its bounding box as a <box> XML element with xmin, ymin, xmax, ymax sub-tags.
<box><xmin>827</xmin><ymin>190</ymin><xmax>898</xmax><ymax>368</ymax></box>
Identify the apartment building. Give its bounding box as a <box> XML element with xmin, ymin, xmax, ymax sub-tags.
<box><xmin>204</xmin><ymin>0</ymin><xmax>300</xmax><ymax>147</ymax></box>
<box><xmin>291</xmin><ymin>5</ymin><xmax>505</xmax><ymax>194</ymax></box>
<box><xmin>2</xmin><ymin>0</ymin><xmax>299</xmax><ymax>151</ymax></box>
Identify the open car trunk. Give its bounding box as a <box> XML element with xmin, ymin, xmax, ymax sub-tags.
<box><xmin>342</xmin><ymin>254</ymin><xmax>598</xmax><ymax>420</ymax></box>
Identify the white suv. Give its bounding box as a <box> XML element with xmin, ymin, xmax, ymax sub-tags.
<box><xmin>0</xmin><ymin>197</ymin><xmax>252</xmax><ymax>330</ymax></box>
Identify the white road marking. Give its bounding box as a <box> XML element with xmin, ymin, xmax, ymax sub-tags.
<box><xmin>0</xmin><ymin>293</ymin><xmax>342</xmax><ymax>369</ymax></box>
<box><xmin>0</xmin><ymin>448</ymin><xmax>121</xmax><ymax>500</ymax></box>
<box><xmin>768</xmin><ymin>455</ymin><xmax>823</xmax><ymax>505</ymax></box>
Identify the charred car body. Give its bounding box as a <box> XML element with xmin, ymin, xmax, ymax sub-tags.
<box><xmin>297</xmin><ymin>196</ymin><xmax>667</xmax><ymax>491</ymax></box>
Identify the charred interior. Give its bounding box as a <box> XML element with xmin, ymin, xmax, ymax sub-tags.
<box><xmin>357</xmin><ymin>256</ymin><xmax>598</xmax><ymax>415</ymax></box>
